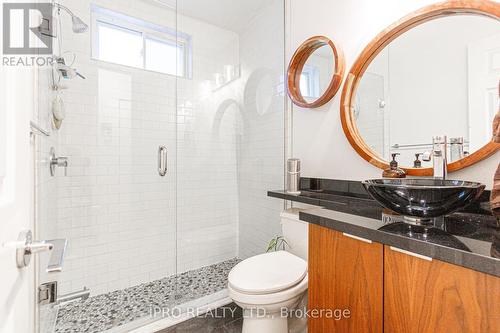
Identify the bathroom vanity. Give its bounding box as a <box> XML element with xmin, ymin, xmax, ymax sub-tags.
<box><xmin>308</xmin><ymin>223</ymin><xmax>499</xmax><ymax>333</ymax></box>
<box><xmin>269</xmin><ymin>178</ymin><xmax>500</xmax><ymax>333</ymax></box>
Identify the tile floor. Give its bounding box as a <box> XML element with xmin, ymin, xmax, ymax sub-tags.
<box><xmin>53</xmin><ymin>259</ymin><xmax>239</xmax><ymax>333</ymax></box>
<box><xmin>156</xmin><ymin>303</ymin><xmax>243</xmax><ymax>333</ymax></box>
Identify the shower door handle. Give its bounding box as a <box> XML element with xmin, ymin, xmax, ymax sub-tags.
<box><xmin>158</xmin><ymin>146</ymin><xmax>167</xmax><ymax>176</ymax></box>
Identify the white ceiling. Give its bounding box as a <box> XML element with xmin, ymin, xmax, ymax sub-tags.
<box><xmin>146</xmin><ymin>0</ymin><xmax>272</xmax><ymax>33</ymax></box>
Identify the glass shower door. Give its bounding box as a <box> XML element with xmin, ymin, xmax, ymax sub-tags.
<box><xmin>173</xmin><ymin>0</ymin><xmax>286</xmax><ymax>312</ymax></box>
<box><xmin>35</xmin><ymin>1</ymin><xmax>178</xmax><ymax>332</ymax></box>
<box><xmin>33</xmin><ymin>0</ymin><xmax>286</xmax><ymax>331</ymax></box>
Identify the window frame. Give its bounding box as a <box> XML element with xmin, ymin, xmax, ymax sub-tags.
<box><xmin>91</xmin><ymin>5</ymin><xmax>192</xmax><ymax>79</ymax></box>
<box><xmin>94</xmin><ymin>20</ymin><xmax>144</xmax><ymax>68</ymax></box>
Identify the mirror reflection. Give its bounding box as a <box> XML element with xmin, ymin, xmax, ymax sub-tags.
<box><xmin>300</xmin><ymin>45</ymin><xmax>335</xmax><ymax>102</ymax></box>
<box><xmin>354</xmin><ymin>14</ymin><xmax>500</xmax><ymax>168</ymax></box>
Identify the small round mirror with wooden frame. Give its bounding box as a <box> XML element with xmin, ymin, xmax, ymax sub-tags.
<box><xmin>341</xmin><ymin>0</ymin><xmax>500</xmax><ymax>176</ymax></box>
<box><xmin>288</xmin><ymin>36</ymin><xmax>345</xmax><ymax>108</ymax></box>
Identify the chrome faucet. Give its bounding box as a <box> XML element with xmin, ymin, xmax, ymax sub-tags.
<box><xmin>422</xmin><ymin>136</ymin><xmax>448</xmax><ymax>180</ymax></box>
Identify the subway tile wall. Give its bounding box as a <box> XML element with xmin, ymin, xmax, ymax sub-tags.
<box><xmin>36</xmin><ymin>0</ymin><xmax>284</xmax><ymax>297</ymax></box>
<box><xmin>37</xmin><ymin>0</ymin><xmax>178</xmax><ymax>296</ymax></box>
<box><xmin>176</xmin><ymin>10</ymin><xmax>241</xmax><ymax>273</ymax></box>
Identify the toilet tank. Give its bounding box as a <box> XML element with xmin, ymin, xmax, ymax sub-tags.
<box><xmin>281</xmin><ymin>208</ymin><xmax>309</xmax><ymax>261</ymax></box>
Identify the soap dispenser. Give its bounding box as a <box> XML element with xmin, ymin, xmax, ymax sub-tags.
<box><xmin>413</xmin><ymin>153</ymin><xmax>423</xmax><ymax>168</ymax></box>
<box><xmin>383</xmin><ymin>153</ymin><xmax>406</xmax><ymax>178</ymax></box>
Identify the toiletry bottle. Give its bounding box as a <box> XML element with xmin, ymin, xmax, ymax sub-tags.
<box><xmin>383</xmin><ymin>153</ymin><xmax>406</xmax><ymax>178</ymax></box>
<box><xmin>413</xmin><ymin>153</ymin><xmax>423</xmax><ymax>168</ymax></box>
<box><xmin>286</xmin><ymin>158</ymin><xmax>301</xmax><ymax>195</ymax></box>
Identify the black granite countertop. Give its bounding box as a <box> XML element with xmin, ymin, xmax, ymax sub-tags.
<box><xmin>268</xmin><ymin>180</ymin><xmax>500</xmax><ymax>278</ymax></box>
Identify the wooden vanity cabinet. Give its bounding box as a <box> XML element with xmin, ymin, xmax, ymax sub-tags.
<box><xmin>308</xmin><ymin>224</ymin><xmax>384</xmax><ymax>333</ymax></box>
<box><xmin>384</xmin><ymin>245</ymin><xmax>500</xmax><ymax>333</ymax></box>
<box><xmin>308</xmin><ymin>224</ymin><xmax>500</xmax><ymax>333</ymax></box>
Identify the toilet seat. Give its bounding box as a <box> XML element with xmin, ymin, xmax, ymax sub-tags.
<box><xmin>228</xmin><ymin>251</ymin><xmax>307</xmax><ymax>294</ymax></box>
<box><xmin>228</xmin><ymin>274</ymin><xmax>308</xmax><ymax>306</ymax></box>
<box><xmin>228</xmin><ymin>251</ymin><xmax>308</xmax><ymax>306</ymax></box>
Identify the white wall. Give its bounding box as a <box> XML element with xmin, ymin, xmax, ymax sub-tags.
<box><xmin>291</xmin><ymin>0</ymin><xmax>499</xmax><ymax>188</ymax></box>
<box><xmin>237</xmin><ymin>0</ymin><xmax>285</xmax><ymax>259</ymax></box>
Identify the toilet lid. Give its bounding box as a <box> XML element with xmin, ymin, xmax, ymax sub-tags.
<box><xmin>228</xmin><ymin>251</ymin><xmax>307</xmax><ymax>294</ymax></box>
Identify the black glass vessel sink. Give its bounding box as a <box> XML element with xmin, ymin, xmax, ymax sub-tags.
<box><xmin>362</xmin><ymin>179</ymin><xmax>485</xmax><ymax>223</ymax></box>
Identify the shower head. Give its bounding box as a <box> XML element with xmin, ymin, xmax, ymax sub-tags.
<box><xmin>54</xmin><ymin>3</ymin><xmax>89</xmax><ymax>33</ymax></box>
<box><xmin>71</xmin><ymin>15</ymin><xmax>89</xmax><ymax>33</ymax></box>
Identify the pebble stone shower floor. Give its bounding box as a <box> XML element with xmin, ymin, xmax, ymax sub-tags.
<box><xmin>52</xmin><ymin>258</ymin><xmax>240</xmax><ymax>333</ymax></box>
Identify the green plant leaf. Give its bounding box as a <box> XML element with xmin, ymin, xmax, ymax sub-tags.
<box><xmin>266</xmin><ymin>235</ymin><xmax>288</xmax><ymax>252</ymax></box>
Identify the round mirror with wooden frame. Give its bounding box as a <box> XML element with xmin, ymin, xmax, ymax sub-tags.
<box><xmin>288</xmin><ymin>36</ymin><xmax>345</xmax><ymax>108</ymax></box>
<box><xmin>341</xmin><ymin>0</ymin><xmax>500</xmax><ymax>176</ymax></box>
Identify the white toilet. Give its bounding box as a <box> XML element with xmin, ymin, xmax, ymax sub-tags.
<box><xmin>228</xmin><ymin>209</ymin><xmax>308</xmax><ymax>333</ymax></box>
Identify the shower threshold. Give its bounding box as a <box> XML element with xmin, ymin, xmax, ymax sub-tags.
<box><xmin>51</xmin><ymin>258</ymin><xmax>240</xmax><ymax>333</ymax></box>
